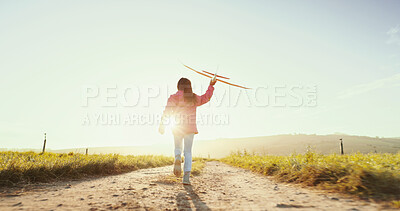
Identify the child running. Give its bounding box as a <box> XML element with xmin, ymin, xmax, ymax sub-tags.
<box><xmin>159</xmin><ymin>77</ymin><xmax>216</xmax><ymax>185</ymax></box>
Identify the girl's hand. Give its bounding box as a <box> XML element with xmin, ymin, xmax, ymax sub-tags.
<box><xmin>210</xmin><ymin>78</ymin><xmax>217</xmax><ymax>86</ymax></box>
<box><xmin>158</xmin><ymin>123</ymin><xmax>165</xmax><ymax>135</ymax></box>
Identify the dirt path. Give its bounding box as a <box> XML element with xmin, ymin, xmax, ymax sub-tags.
<box><xmin>0</xmin><ymin>161</ymin><xmax>384</xmax><ymax>210</ymax></box>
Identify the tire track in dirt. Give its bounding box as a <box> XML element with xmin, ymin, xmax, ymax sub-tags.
<box><xmin>0</xmin><ymin>161</ymin><xmax>383</xmax><ymax>210</ymax></box>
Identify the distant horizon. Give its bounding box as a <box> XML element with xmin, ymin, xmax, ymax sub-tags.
<box><xmin>3</xmin><ymin>132</ymin><xmax>399</xmax><ymax>151</ymax></box>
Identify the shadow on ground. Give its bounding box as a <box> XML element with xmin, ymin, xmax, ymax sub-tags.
<box><xmin>176</xmin><ymin>185</ymin><xmax>210</xmax><ymax>210</ymax></box>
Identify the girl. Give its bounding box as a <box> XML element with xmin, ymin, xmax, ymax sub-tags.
<box><xmin>159</xmin><ymin>77</ymin><xmax>216</xmax><ymax>185</ymax></box>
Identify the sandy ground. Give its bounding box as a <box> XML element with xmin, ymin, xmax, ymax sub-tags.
<box><xmin>0</xmin><ymin>161</ymin><xmax>387</xmax><ymax>210</ymax></box>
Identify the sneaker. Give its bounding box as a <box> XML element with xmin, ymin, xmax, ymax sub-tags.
<box><xmin>183</xmin><ymin>171</ymin><xmax>191</xmax><ymax>185</ymax></box>
<box><xmin>173</xmin><ymin>157</ymin><xmax>182</xmax><ymax>177</ymax></box>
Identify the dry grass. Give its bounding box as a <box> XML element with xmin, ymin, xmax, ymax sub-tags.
<box><xmin>155</xmin><ymin>157</ymin><xmax>209</xmax><ymax>184</ymax></box>
<box><xmin>191</xmin><ymin>159</ymin><xmax>207</xmax><ymax>176</ymax></box>
<box><xmin>222</xmin><ymin>151</ymin><xmax>400</xmax><ymax>201</ymax></box>
<box><xmin>0</xmin><ymin>151</ymin><xmax>173</xmax><ymax>186</ymax></box>
<box><xmin>392</xmin><ymin>200</ymin><xmax>400</xmax><ymax>208</ymax></box>
<box><xmin>156</xmin><ymin>174</ymin><xmax>182</xmax><ymax>185</ymax></box>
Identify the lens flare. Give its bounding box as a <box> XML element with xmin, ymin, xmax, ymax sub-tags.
<box><xmin>165</xmin><ymin>116</ymin><xmax>177</xmax><ymax>131</ymax></box>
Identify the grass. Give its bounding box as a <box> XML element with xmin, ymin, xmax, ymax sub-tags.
<box><xmin>222</xmin><ymin>151</ymin><xmax>400</xmax><ymax>201</ymax></box>
<box><xmin>392</xmin><ymin>200</ymin><xmax>400</xmax><ymax>208</ymax></box>
<box><xmin>155</xmin><ymin>157</ymin><xmax>209</xmax><ymax>184</ymax></box>
<box><xmin>191</xmin><ymin>158</ymin><xmax>208</xmax><ymax>176</ymax></box>
<box><xmin>0</xmin><ymin>151</ymin><xmax>173</xmax><ymax>186</ymax></box>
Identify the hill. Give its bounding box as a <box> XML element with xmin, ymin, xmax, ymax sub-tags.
<box><xmin>195</xmin><ymin>134</ymin><xmax>400</xmax><ymax>158</ymax></box>
<box><xmin>43</xmin><ymin>134</ymin><xmax>400</xmax><ymax>158</ymax></box>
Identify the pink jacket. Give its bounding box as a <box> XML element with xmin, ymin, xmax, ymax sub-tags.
<box><xmin>162</xmin><ymin>85</ymin><xmax>215</xmax><ymax>135</ymax></box>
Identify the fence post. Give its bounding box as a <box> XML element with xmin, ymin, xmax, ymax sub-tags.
<box><xmin>86</xmin><ymin>148</ymin><xmax>88</xmax><ymax>155</ymax></box>
<box><xmin>42</xmin><ymin>133</ymin><xmax>47</xmax><ymax>153</ymax></box>
<box><xmin>340</xmin><ymin>138</ymin><xmax>344</xmax><ymax>155</ymax></box>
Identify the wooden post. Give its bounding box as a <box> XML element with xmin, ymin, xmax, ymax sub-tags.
<box><xmin>86</xmin><ymin>148</ymin><xmax>88</xmax><ymax>155</ymax></box>
<box><xmin>340</xmin><ymin>138</ymin><xmax>344</xmax><ymax>155</ymax></box>
<box><xmin>42</xmin><ymin>133</ymin><xmax>47</xmax><ymax>153</ymax></box>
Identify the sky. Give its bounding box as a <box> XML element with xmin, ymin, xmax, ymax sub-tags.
<box><xmin>1</xmin><ymin>0</ymin><xmax>400</xmax><ymax>149</ymax></box>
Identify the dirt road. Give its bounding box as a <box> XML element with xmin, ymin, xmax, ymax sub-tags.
<box><xmin>0</xmin><ymin>161</ymin><xmax>383</xmax><ymax>210</ymax></box>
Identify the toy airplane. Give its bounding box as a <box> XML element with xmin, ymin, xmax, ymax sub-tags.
<box><xmin>182</xmin><ymin>64</ymin><xmax>251</xmax><ymax>89</ymax></box>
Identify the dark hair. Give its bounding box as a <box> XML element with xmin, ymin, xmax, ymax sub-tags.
<box><xmin>177</xmin><ymin>78</ymin><xmax>197</xmax><ymax>105</ymax></box>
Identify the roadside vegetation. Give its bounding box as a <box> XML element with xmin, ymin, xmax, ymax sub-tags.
<box><xmin>156</xmin><ymin>157</ymin><xmax>210</xmax><ymax>184</ymax></box>
<box><xmin>191</xmin><ymin>158</ymin><xmax>209</xmax><ymax>176</ymax></box>
<box><xmin>0</xmin><ymin>151</ymin><xmax>173</xmax><ymax>186</ymax></box>
<box><xmin>222</xmin><ymin>151</ymin><xmax>400</xmax><ymax>203</ymax></box>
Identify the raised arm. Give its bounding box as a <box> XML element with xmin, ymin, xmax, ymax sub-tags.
<box><xmin>196</xmin><ymin>85</ymin><xmax>215</xmax><ymax>106</ymax></box>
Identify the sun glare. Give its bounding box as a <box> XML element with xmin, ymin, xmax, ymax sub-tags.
<box><xmin>165</xmin><ymin>116</ymin><xmax>177</xmax><ymax>131</ymax></box>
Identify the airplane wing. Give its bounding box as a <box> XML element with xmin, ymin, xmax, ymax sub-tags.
<box><xmin>183</xmin><ymin>64</ymin><xmax>251</xmax><ymax>89</ymax></box>
<box><xmin>202</xmin><ymin>70</ymin><xmax>230</xmax><ymax>80</ymax></box>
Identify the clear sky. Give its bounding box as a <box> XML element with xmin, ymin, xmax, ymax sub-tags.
<box><xmin>1</xmin><ymin>0</ymin><xmax>399</xmax><ymax>149</ymax></box>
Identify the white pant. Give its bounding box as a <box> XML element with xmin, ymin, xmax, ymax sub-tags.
<box><xmin>174</xmin><ymin>133</ymin><xmax>194</xmax><ymax>172</ymax></box>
